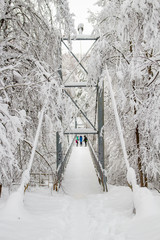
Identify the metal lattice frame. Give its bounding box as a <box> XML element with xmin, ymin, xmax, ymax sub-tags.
<box><xmin>56</xmin><ymin>35</ymin><xmax>108</xmax><ymax>191</ymax></box>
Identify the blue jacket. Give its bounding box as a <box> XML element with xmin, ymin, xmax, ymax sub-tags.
<box><xmin>80</xmin><ymin>136</ymin><xmax>82</xmax><ymax>142</ymax></box>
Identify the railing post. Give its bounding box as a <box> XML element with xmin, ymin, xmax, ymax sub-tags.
<box><xmin>56</xmin><ymin>132</ymin><xmax>62</xmax><ymax>169</ymax></box>
<box><xmin>88</xmin><ymin>140</ymin><xmax>108</xmax><ymax>191</ymax></box>
<box><xmin>75</xmin><ymin>117</ymin><xmax>77</xmax><ymax>128</ymax></box>
<box><xmin>55</xmin><ymin>136</ymin><xmax>75</xmax><ymax>190</ymax></box>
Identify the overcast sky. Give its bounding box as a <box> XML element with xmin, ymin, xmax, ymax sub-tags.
<box><xmin>68</xmin><ymin>0</ymin><xmax>99</xmax><ymax>34</ymax></box>
<box><xmin>66</xmin><ymin>0</ymin><xmax>100</xmax><ymax>54</ymax></box>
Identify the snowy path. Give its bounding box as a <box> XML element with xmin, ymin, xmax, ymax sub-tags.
<box><xmin>0</xmin><ymin>146</ymin><xmax>160</xmax><ymax>240</ymax></box>
<box><xmin>60</xmin><ymin>146</ymin><xmax>102</xmax><ymax>197</ymax></box>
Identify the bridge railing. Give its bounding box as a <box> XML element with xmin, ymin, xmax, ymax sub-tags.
<box><xmin>88</xmin><ymin>140</ymin><xmax>108</xmax><ymax>192</ymax></box>
<box><xmin>29</xmin><ymin>173</ymin><xmax>54</xmax><ymax>187</ymax></box>
<box><xmin>54</xmin><ymin>136</ymin><xmax>76</xmax><ymax>190</ymax></box>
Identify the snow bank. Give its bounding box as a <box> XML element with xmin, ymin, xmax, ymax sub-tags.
<box><xmin>127</xmin><ymin>167</ymin><xmax>137</xmax><ymax>188</ymax></box>
<box><xmin>0</xmin><ymin>186</ymin><xmax>134</xmax><ymax>240</ymax></box>
<box><xmin>1</xmin><ymin>190</ymin><xmax>25</xmax><ymax>219</ymax></box>
<box><xmin>127</xmin><ymin>167</ymin><xmax>160</xmax><ymax>217</ymax></box>
<box><xmin>125</xmin><ymin>188</ymin><xmax>160</xmax><ymax>240</ymax></box>
<box><xmin>133</xmin><ymin>186</ymin><xmax>160</xmax><ymax>217</ymax></box>
<box><xmin>1</xmin><ymin>170</ymin><xmax>30</xmax><ymax>219</ymax></box>
<box><xmin>0</xmin><ymin>182</ymin><xmax>160</xmax><ymax>240</ymax></box>
<box><xmin>126</xmin><ymin>214</ymin><xmax>160</xmax><ymax>240</ymax></box>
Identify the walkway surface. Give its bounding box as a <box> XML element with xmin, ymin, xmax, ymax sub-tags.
<box><xmin>61</xmin><ymin>146</ymin><xmax>102</xmax><ymax>197</ymax></box>
<box><xmin>0</xmin><ymin>145</ymin><xmax>160</xmax><ymax>240</ymax></box>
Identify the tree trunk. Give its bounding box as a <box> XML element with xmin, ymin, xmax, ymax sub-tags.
<box><xmin>133</xmin><ymin>80</ymin><xmax>144</xmax><ymax>187</ymax></box>
<box><xmin>135</xmin><ymin>125</ymin><xmax>144</xmax><ymax>187</ymax></box>
<box><xmin>0</xmin><ymin>184</ymin><xmax>2</xmax><ymax>198</ymax></box>
<box><xmin>144</xmin><ymin>173</ymin><xmax>148</xmax><ymax>187</ymax></box>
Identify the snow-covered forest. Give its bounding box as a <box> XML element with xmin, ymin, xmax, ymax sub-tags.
<box><xmin>0</xmin><ymin>0</ymin><xmax>75</xmax><ymax>190</ymax></box>
<box><xmin>87</xmin><ymin>0</ymin><xmax>160</xmax><ymax>189</ymax></box>
<box><xmin>0</xmin><ymin>0</ymin><xmax>160</xmax><ymax>239</ymax></box>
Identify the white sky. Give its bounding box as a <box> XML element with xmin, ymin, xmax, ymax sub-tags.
<box><xmin>68</xmin><ymin>0</ymin><xmax>99</xmax><ymax>35</ymax></box>
<box><xmin>64</xmin><ymin>0</ymin><xmax>100</xmax><ymax>54</ymax></box>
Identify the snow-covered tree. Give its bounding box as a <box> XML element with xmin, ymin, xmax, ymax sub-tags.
<box><xmin>88</xmin><ymin>0</ymin><xmax>160</xmax><ymax>188</ymax></box>
<box><xmin>0</xmin><ymin>0</ymin><xmax>75</xmax><ymax>189</ymax></box>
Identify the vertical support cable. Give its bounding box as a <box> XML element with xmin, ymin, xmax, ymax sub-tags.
<box><xmin>98</xmin><ymin>79</ymin><xmax>107</xmax><ymax>191</ymax></box>
<box><xmin>98</xmin><ymin>80</ymin><xmax>104</xmax><ymax>169</ymax></box>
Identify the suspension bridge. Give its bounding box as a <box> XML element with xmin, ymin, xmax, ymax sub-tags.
<box><xmin>1</xmin><ymin>29</ymin><xmax>160</xmax><ymax>240</ymax></box>
<box><xmin>52</xmin><ymin>30</ymin><xmax>108</xmax><ymax>193</ymax></box>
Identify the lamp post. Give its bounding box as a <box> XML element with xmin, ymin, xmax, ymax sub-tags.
<box><xmin>78</xmin><ymin>23</ymin><xmax>84</xmax><ymax>60</ymax></box>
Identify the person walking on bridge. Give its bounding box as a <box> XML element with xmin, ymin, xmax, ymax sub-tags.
<box><xmin>80</xmin><ymin>135</ymin><xmax>83</xmax><ymax>146</ymax></box>
<box><xmin>76</xmin><ymin>135</ymin><xmax>79</xmax><ymax>146</ymax></box>
<box><xmin>84</xmin><ymin>135</ymin><xmax>88</xmax><ymax>147</ymax></box>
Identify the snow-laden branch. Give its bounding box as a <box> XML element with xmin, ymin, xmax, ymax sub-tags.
<box><xmin>0</xmin><ymin>65</ymin><xmax>19</xmax><ymax>73</ymax></box>
<box><xmin>146</xmin><ymin>71</ymin><xmax>159</xmax><ymax>87</ymax></box>
<box><xmin>105</xmin><ymin>66</ymin><xmax>130</xmax><ymax>171</ymax></box>
<box><xmin>23</xmin><ymin>139</ymin><xmax>56</xmax><ymax>175</ymax></box>
<box><xmin>105</xmin><ymin>65</ymin><xmax>160</xmax><ymax>216</ymax></box>
<box><xmin>0</xmin><ymin>82</ymin><xmax>39</xmax><ymax>92</ymax></box>
<box><xmin>112</xmin><ymin>46</ymin><xmax>130</xmax><ymax>65</ymax></box>
<box><xmin>18</xmin><ymin>105</ymin><xmax>46</xmax><ymax>194</ymax></box>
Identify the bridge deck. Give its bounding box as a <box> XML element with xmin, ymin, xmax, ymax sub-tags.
<box><xmin>61</xmin><ymin>145</ymin><xmax>102</xmax><ymax>197</ymax></box>
<box><xmin>64</xmin><ymin>128</ymin><xmax>98</xmax><ymax>134</ymax></box>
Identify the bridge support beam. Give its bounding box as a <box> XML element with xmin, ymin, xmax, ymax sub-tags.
<box><xmin>59</xmin><ymin>35</ymin><xmax>108</xmax><ymax>191</ymax></box>
<box><xmin>98</xmin><ymin>80</ymin><xmax>107</xmax><ymax>191</ymax></box>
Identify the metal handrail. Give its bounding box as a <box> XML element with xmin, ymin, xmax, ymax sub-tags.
<box><xmin>29</xmin><ymin>173</ymin><xmax>54</xmax><ymax>187</ymax></box>
<box><xmin>55</xmin><ymin>136</ymin><xmax>76</xmax><ymax>190</ymax></box>
<box><xmin>88</xmin><ymin>140</ymin><xmax>108</xmax><ymax>192</ymax></box>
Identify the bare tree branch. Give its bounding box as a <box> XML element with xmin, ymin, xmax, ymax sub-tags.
<box><xmin>146</xmin><ymin>71</ymin><xmax>159</xmax><ymax>87</ymax></box>
<box><xmin>112</xmin><ymin>46</ymin><xmax>130</xmax><ymax>64</ymax></box>
<box><xmin>23</xmin><ymin>139</ymin><xmax>56</xmax><ymax>176</ymax></box>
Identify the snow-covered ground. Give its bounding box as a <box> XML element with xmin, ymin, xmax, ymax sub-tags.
<box><xmin>0</xmin><ymin>146</ymin><xmax>160</xmax><ymax>240</ymax></box>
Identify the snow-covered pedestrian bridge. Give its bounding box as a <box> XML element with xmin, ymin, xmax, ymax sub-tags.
<box><xmin>61</xmin><ymin>146</ymin><xmax>102</xmax><ymax>197</ymax></box>
<box><xmin>56</xmin><ymin>135</ymin><xmax>107</xmax><ymax>193</ymax></box>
